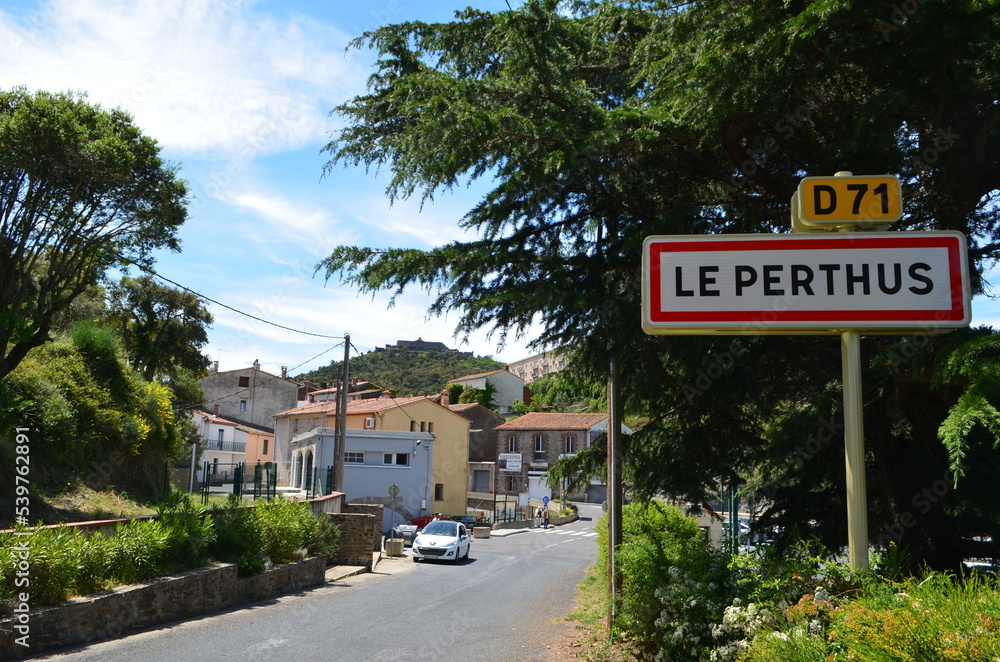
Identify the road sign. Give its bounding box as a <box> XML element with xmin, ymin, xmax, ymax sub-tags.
<box><xmin>388</xmin><ymin>483</ymin><xmax>400</xmax><ymax>497</ymax></box>
<box><xmin>795</xmin><ymin>174</ymin><xmax>902</xmax><ymax>227</ymax></box>
<box><xmin>642</xmin><ymin>232</ymin><xmax>970</xmax><ymax>334</ymax></box>
<box><xmin>542</xmin><ymin>496</ymin><xmax>549</xmax><ymax>506</ymax></box>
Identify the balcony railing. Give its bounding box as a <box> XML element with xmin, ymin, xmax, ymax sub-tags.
<box><xmin>202</xmin><ymin>437</ymin><xmax>246</xmax><ymax>453</ymax></box>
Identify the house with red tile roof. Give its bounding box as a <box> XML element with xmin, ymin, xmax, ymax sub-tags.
<box><xmin>273</xmin><ymin>396</ymin><xmax>471</xmax><ymax>516</ymax></box>
<box><xmin>495</xmin><ymin>412</ymin><xmax>632</xmax><ymax>504</ymax></box>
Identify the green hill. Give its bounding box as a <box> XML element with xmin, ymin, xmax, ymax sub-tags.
<box><xmin>294</xmin><ymin>347</ymin><xmax>506</xmax><ymax>397</ymax></box>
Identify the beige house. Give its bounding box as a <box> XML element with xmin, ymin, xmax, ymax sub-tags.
<box><xmin>273</xmin><ymin>396</ymin><xmax>471</xmax><ymax>516</ymax></box>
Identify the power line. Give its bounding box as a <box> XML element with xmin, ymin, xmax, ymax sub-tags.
<box><xmin>113</xmin><ymin>252</ymin><xmax>345</xmax><ymax>340</ymax></box>
<box><xmin>175</xmin><ymin>342</ymin><xmax>345</xmax><ymax>413</ymax></box>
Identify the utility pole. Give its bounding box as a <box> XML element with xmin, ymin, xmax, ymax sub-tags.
<box><xmin>607</xmin><ymin>345</ymin><xmax>623</xmax><ymax>630</ymax></box>
<box><xmin>334</xmin><ymin>334</ymin><xmax>350</xmax><ymax>493</ymax></box>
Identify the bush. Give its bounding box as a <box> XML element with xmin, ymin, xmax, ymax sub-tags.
<box><xmin>0</xmin><ymin>526</ymin><xmax>80</xmax><ymax>610</ymax></box>
<box><xmin>256</xmin><ymin>498</ymin><xmax>318</xmax><ymax>564</ymax></box>
<box><xmin>156</xmin><ymin>492</ymin><xmax>214</xmax><ymax>571</ymax></box>
<box><xmin>598</xmin><ymin>501</ymin><xmax>733</xmax><ymax>659</ymax></box>
<box><xmin>208</xmin><ymin>495</ymin><xmax>269</xmax><ymax>575</ymax></box>
<box><xmin>829</xmin><ymin>571</ymin><xmax>1000</xmax><ymax>661</ymax></box>
<box><xmin>307</xmin><ymin>514</ymin><xmax>341</xmax><ymax>559</ymax></box>
<box><xmin>107</xmin><ymin>519</ymin><xmax>169</xmax><ymax>585</ymax></box>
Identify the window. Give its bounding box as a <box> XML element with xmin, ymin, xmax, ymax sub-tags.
<box><xmin>427</xmin><ymin>422</ymin><xmax>434</xmax><ymax>434</ymax></box>
<box><xmin>534</xmin><ymin>434</ymin><xmax>545</xmax><ymax>458</ymax></box>
<box><xmin>564</xmin><ymin>436</ymin><xmax>575</xmax><ymax>454</ymax></box>
<box><xmin>238</xmin><ymin>376</ymin><xmax>250</xmax><ymax>387</ymax></box>
<box><xmin>507</xmin><ymin>436</ymin><xmax>517</xmax><ymax>453</ymax></box>
<box><xmin>473</xmin><ymin>470</ymin><xmax>490</xmax><ymax>492</ymax></box>
<box><xmin>218</xmin><ymin>429</ymin><xmax>225</xmax><ymax>442</ymax></box>
<box><xmin>383</xmin><ymin>453</ymin><xmax>409</xmax><ymax>466</ymax></box>
<box><xmin>434</xmin><ymin>483</ymin><xmax>444</xmax><ymax>500</ymax></box>
<box><xmin>345</xmin><ymin>451</ymin><xmax>364</xmax><ymax>464</ymax></box>
<box><xmin>507</xmin><ymin>475</ymin><xmax>517</xmax><ymax>491</ymax></box>
<box><xmin>410</xmin><ymin>421</ymin><xmax>416</xmax><ymax>432</ymax></box>
<box><xmin>262</xmin><ymin>439</ymin><xmax>269</xmax><ymax>455</ymax></box>
<box><xmin>365</xmin><ymin>417</ymin><xmax>376</xmax><ymax>429</ymax></box>
<box><xmin>239</xmin><ymin>400</ymin><xmax>247</xmax><ymax>412</ymax></box>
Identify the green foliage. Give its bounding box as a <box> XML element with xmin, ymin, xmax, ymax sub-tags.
<box><xmin>254</xmin><ymin>498</ymin><xmax>318</xmax><ymax>565</ymax></box>
<box><xmin>828</xmin><ymin>572</ymin><xmax>1000</xmax><ymax>661</ymax></box>
<box><xmin>0</xmin><ymin>86</ymin><xmax>188</xmax><ymax>381</ymax></box>
<box><xmin>156</xmin><ymin>492</ymin><xmax>214</xmax><ymax>571</ymax></box>
<box><xmin>208</xmin><ymin>496</ymin><xmax>329</xmax><ymax>575</ymax></box>
<box><xmin>598</xmin><ymin>501</ymin><xmax>731</xmax><ymax>658</ymax></box>
<box><xmin>524</xmin><ymin>372</ymin><xmax>605</xmax><ymax>413</ymax></box>
<box><xmin>296</xmin><ymin>347</ymin><xmax>504</xmax><ymax>396</ymax></box>
<box><xmin>445</xmin><ymin>382</ymin><xmax>464</xmax><ymax>404</ymax></box>
<box><xmin>306</xmin><ymin>514</ymin><xmax>341</xmax><ymax>559</ymax></box>
<box><xmin>106</xmin><ymin>275</ymin><xmax>212</xmax><ymax>382</ymax></box>
<box><xmin>208</xmin><ymin>495</ymin><xmax>269</xmax><ymax>575</ymax></box>
<box><xmin>738</xmin><ymin>570</ymin><xmax>1000</xmax><ymax>662</ymax></box>
<box><xmin>0</xmin><ymin>324</ymin><xmax>187</xmax><ymax>505</ymax></box>
<box><xmin>106</xmin><ymin>519</ymin><xmax>169</xmax><ymax>585</ymax></box>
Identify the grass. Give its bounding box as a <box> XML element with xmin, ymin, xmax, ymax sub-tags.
<box><xmin>0</xmin><ymin>484</ymin><xmax>235</xmax><ymax>529</ymax></box>
<box><xmin>563</xmin><ymin>564</ymin><xmax>641</xmax><ymax>661</ymax></box>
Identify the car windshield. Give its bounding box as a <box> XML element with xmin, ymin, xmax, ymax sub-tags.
<box><xmin>421</xmin><ymin>521</ymin><xmax>458</xmax><ymax>537</ymax></box>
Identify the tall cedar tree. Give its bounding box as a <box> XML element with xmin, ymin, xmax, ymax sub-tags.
<box><xmin>320</xmin><ymin>0</ymin><xmax>1000</xmax><ymax>571</ymax></box>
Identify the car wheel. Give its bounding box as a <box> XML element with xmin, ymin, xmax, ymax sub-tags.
<box><xmin>412</xmin><ymin>556</ymin><xmax>420</xmax><ymax>563</ymax></box>
<box><xmin>463</xmin><ymin>545</ymin><xmax>470</xmax><ymax>560</ymax></box>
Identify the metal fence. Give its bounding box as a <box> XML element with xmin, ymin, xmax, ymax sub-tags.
<box><xmin>198</xmin><ymin>460</ymin><xmax>277</xmax><ymax>504</ymax></box>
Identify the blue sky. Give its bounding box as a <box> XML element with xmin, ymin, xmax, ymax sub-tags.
<box><xmin>2</xmin><ymin>0</ymin><xmax>996</xmax><ymax>380</ymax></box>
<box><xmin>0</xmin><ymin>0</ymin><xmax>536</xmax><ymax>379</ymax></box>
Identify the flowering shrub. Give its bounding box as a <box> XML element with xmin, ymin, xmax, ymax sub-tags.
<box><xmin>828</xmin><ymin>572</ymin><xmax>1000</xmax><ymax>661</ymax></box>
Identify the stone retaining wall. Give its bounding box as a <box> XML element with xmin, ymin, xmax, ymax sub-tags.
<box><xmin>327</xmin><ymin>502</ymin><xmax>383</xmax><ymax>567</ymax></box>
<box><xmin>0</xmin><ymin>555</ymin><xmax>327</xmax><ymax>661</ymax></box>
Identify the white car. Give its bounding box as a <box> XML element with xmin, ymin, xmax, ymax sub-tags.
<box><xmin>411</xmin><ymin>520</ymin><xmax>471</xmax><ymax>563</ymax></box>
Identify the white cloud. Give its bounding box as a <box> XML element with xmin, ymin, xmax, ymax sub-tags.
<box><xmin>0</xmin><ymin>0</ymin><xmax>361</xmax><ymax>159</ymax></box>
<box><xmin>220</xmin><ymin>189</ymin><xmax>358</xmax><ymax>255</ymax></box>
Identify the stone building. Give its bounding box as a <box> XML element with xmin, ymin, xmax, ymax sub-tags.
<box><xmin>200</xmin><ymin>360</ymin><xmax>299</xmax><ymax>432</ymax></box>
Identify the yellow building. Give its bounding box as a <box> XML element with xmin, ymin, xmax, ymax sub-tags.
<box><xmin>274</xmin><ymin>396</ymin><xmax>470</xmax><ymax>516</ymax></box>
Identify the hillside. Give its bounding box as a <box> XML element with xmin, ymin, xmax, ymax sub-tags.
<box><xmin>294</xmin><ymin>347</ymin><xmax>506</xmax><ymax>397</ymax></box>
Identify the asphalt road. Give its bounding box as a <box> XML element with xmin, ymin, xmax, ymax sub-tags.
<box><xmin>36</xmin><ymin>502</ymin><xmax>603</xmax><ymax>662</ymax></box>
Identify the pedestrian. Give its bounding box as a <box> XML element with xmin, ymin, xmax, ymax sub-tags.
<box><xmin>534</xmin><ymin>506</ymin><xmax>542</xmax><ymax>528</ymax></box>
<box><xmin>542</xmin><ymin>506</ymin><xmax>550</xmax><ymax>529</ymax></box>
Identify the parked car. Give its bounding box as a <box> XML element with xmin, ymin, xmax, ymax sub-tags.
<box><xmin>410</xmin><ymin>515</ymin><xmax>447</xmax><ymax>529</ymax></box>
<box><xmin>445</xmin><ymin>514</ymin><xmax>478</xmax><ymax>530</ymax></box>
<box><xmin>389</xmin><ymin>524</ymin><xmax>419</xmax><ymax>546</ymax></box>
<box><xmin>411</xmin><ymin>520</ymin><xmax>471</xmax><ymax>563</ymax></box>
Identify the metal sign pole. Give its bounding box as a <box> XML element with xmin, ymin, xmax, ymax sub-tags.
<box><xmin>841</xmin><ymin>330</ymin><xmax>869</xmax><ymax>570</ymax></box>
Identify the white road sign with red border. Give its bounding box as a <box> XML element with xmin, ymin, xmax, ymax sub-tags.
<box><xmin>642</xmin><ymin>232</ymin><xmax>970</xmax><ymax>334</ymax></box>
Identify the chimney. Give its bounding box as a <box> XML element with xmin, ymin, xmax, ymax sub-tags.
<box><xmin>213</xmin><ymin>404</ymin><xmax>220</xmax><ymax>416</ymax></box>
<box><xmin>281</xmin><ymin>366</ymin><xmax>288</xmax><ymax>379</ymax></box>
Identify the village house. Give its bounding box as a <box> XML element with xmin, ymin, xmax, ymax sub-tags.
<box><xmin>495</xmin><ymin>412</ymin><xmax>633</xmax><ymax>504</ymax></box>
<box><xmin>273</xmin><ymin>395</ymin><xmax>471</xmax><ymax>517</ymax></box>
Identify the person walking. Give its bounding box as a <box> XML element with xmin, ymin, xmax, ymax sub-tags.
<box><xmin>534</xmin><ymin>506</ymin><xmax>542</xmax><ymax>528</ymax></box>
<box><xmin>542</xmin><ymin>506</ymin><xmax>550</xmax><ymax>529</ymax></box>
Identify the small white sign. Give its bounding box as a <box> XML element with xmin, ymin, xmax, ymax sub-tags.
<box><xmin>498</xmin><ymin>453</ymin><xmax>522</xmax><ymax>472</ymax></box>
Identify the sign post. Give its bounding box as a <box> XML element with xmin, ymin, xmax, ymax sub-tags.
<box><xmin>642</xmin><ymin>172</ymin><xmax>971</xmax><ymax>571</ymax></box>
